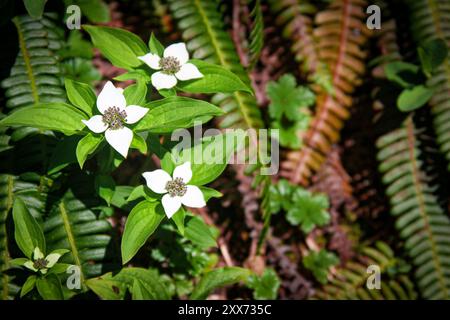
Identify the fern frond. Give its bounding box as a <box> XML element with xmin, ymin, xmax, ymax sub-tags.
<box><xmin>248</xmin><ymin>0</ymin><xmax>264</xmax><ymax>70</ymax></box>
<box><xmin>0</xmin><ymin>14</ymin><xmax>66</xmax><ymax>146</ymax></box>
<box><xmin>0</xmin><ymin>15</ymin><xmax>116</xmax><ymax>293</ymax></box>
<box><xmin>405</xmin><ymin>0</ymin><xmax>450</xmax><ymax>171</ymax></box>
<box><xmin>281</xmin><ymin>0</ymin><xmax>369</xmax><ymax>185</ymax></box>
<box><xmin>0</xmin><ymin>175</ymin><xmax>13</xmax><ymax>300</ymax></box>
<box><xmin>44</xmin><ymin>173</ymin><xmax>117</xmax><ymax>282</ymax></box>
<box><xmin>377</xmin><ymin>116</ymin><xmax>450</xmax><ymax>299</ymax></box>
<box><xmin>315</xmin><ymin>242</ymin><xmax>418</xmax><ymax>300</ymax></box>
<box><xmin>167</xmin><ymin>0</ymin><xmax>264</xmax><ymax>129</ymax></box>
<box><xmin>370</xmin><ymin>9</ymin><xmax>450</xmax><ymax>298</ymax></box>
<box><xmin>1</xmin><ymin>15</ymin><xmax>66</xmax><ymax>112</ymax></box>
<box><xmin>0</xmin><ymin>173</ymin><xmax>48</xmax><ymax>300</ymax></box>
<box><xmin>268</xmin><ymin>0</ymin><xmax>331</xmax><ymax>86</ymax></box>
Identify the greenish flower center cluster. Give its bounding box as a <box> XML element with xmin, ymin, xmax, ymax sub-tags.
<box><xmin>102</xmin><ymin>106</ymin><xmax>127</xmax><ymax>130</ymax></box>
<box><xmin>33</xmin><ymin>258</ymin><xmax>48</xmax><ymax>270</ymax></box>
<box><xmin>159</xmin><ymin>56</ymin><xmax>181</xmax><ymax>74</ymax></box>
<box><xmin>165</xmin><ymin>177</ymin><xmax>187</xmax><ymax>197</ymax></box>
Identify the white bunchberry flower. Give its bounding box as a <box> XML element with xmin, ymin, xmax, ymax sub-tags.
<box><xmin>81</xmin><ymin>81</ymin><xmax>149</xmax><ymax>158</ymax></box>
<box><xmin>142</xmin><ymin>162</ymin><xmax>206</xmax><ymax>218</ymax></box>
<box><xmin>138</xmin><ymin>43</ymin><xmax>203</xmax><ymax>90</ymax></box>
<box><xmin>23</xmin><ymin>247</ymin><xmax>66</xmax><ymax>274</ymax></box>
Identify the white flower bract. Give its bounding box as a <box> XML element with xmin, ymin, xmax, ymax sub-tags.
<box><xmin>23</xmin><ymin>247</ymin><xmax>65</xmax><ymax>274</ymax></box>
<box><xmin>142</xmin><ymin>162</ymin><xmax>206</xmax><ymax>218</ymax></box>
<box><xmin>81</xmin><ymin>81</ymin><xmax>149</xmax><ymax>158</ymax></box>
<box><xmin>138</xmin><ymin>43</ymin><xmax>203</xmax><ymax>90</ymax></box>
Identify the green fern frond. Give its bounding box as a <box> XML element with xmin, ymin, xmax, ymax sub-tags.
<box><xmin>0</xmin><ymin>14</ymin><xmax>66</xmax><ymax>146</ymax></box>
<box><xmin>405</xmin><ymin>0</ymin><xmax>450</xmax><ymax>171</ymax></box>
<box><xmin>377</xmin><ymin>116</ymin><xmax>450</xmax><ymax>299</ymax></box>
<box><xmin>0</xmin><ymin>175</ymin><xmax>13</xmax><ymax>300</ymax></box>
<box><xmin>315</xmin><ymin>242</ymin><xmax>418</xmax><ymax>300</ymax></box>
<box><xmin>167</xmin><ymin>0</ymin><xmax>264</xmax><ymax>129</ymax></box>
<box><xmin>248</xmin><ymin>0</ymin><xmax>264</xmax><ymax>70</ymax></box>
<box><xmin>1</xmin><ymin>14</ymin><xmax>66</xmax><ymax>112</ymax></box>
<box><xmin>44</xmin><ymin>173</ymin><xmax>117</xmax><ymax>282</ymax></box>
<box><xmin>0</xmin><ymin>172</ymin><xmax>48</xmax><ymax>300</ymax></box>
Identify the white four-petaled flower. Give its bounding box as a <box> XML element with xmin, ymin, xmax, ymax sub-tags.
<box><xmin>143</xmin><ymin>162</ymin><xmax>206</xmax><ymax>218</ymax></box>
<box><xmin>82</xmin><ymin>81</ymin><xmax>149</xmax><ymax>158</ymax></box>
<box><xmin>23</xmin><ymin>247</ymin><xmax>65</xmax><ymax>274</ymax></box>
<box><xmin>138</xmin><ymin>43</ymin><xmax>203</xmax><ymax>90</ymax></box>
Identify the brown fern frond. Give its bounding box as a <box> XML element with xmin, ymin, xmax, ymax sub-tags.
<box><xmin>281</xmin><ymin>0</ymin><xmax>370</xmax><ymax>186</ymax></box>
<box><xmin>310</xmin><ymin>146</ymin><xmax>356</xmax><ymax>213</ymax></box>
<box><xmin>268</xmin><ymin>0</ymin><xmax>322</xmax><ymax>80</ymax></box>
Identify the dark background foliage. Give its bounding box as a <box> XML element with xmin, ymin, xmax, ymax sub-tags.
<box><xmin>1</xmin><ymin>0</ymin><xmax>450</xmax><ymax>300</ymax></box>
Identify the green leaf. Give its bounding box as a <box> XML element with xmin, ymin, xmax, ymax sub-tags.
<box><xmin>397</xmin><ymin>85</ymin><xmax>434</xmax><ymax>112</ymax></box>
<box><xmin>59</xmin><ymin>30</ymin><xmax>94</xmax><ymax>59</ymax></box>
<box><xmin>247</xmin><ymin>268</ymin><xmax>280</xmax><ymax>300</ymax></box>
<box><xmin>74</xmin><ymin>0</ymin><xmax>110</xmax><ymax>23</ymax></box>
<box><xmin>20</xmin><ymin>275</ymin><xmax>36</xmax><ymax>298</ymax></box>
<box><xmin>121</xmin><ymin>201</ymin><xmax>165</xmax><ymax>264</ymax></box>
<box><xmin>114</xmin><ymin>70</ymin><xmax>151</xmax><ymax>83</ymax></box>
<box><xmin>97</xmin><ymin>145</ymin><xmax>123</xmax><ymax>172</ymax></box>
<box><xmin>62</xmin><ymin>57</ymin><xmax>102</xmax><ymax>84</ymax></box>
<box><xmin>83</xmin><ymin>25</ymin><xmax>148</xmax><ymax>70</ymax></box>
<box><xmin>191</xmin><ymin>267</ymin><xmax>251</xmax><ymax>300</ymax></box>
<box><xmin>176</xmin><ymin>132</ymin><xmax>242</xmax><ymax>186</ymax></box>
<box><xmin>65</xmin><ymin>78</ymin><xmax>96</xmax><ymax>116</ymax></box>
<box><xmin>95</xmin><ymin>175</ymin><xmax>115</xmax><ymax>206</ymax></box>
<box><xmin>158</xmin><ymin>88</ymin><xmax>177</xmax><ymax>98</ymax></box>
<box><xmin>172</xmin><ymin>207</ymin><xmax>186</xmax><ymax>236</ymax></box>
<box><xmin>177</xmin><ymin>60</ymin><xmax>252</xmax><ymax>94</ymax></box>
<box><xmin>135</xmin><ymin>97</ymin><xmax>224</xmax><ymax>133</ymax></box>
<box><xmin>126</xmin><ymin>185</ymin><xmax>156</xmax><ymax>203</ymax></box>
<box><xmin>271</xmin><ymin>117</ymin><xmax>309</xmax><ymax>150</ymax></box>
<box><xmin>48</xmin><ymin>263</ymin><xmax>72</xmax><ymax>274</ymax></box>
<box><xmin>9</xmin><ymin>258</ymin><xmax>29</xmax><ymax>266</ymax></box>
<box><xmin>184</xmin><ymin>215</ymin><xmax>217</xmax><ymax>249</ymax></box>
<box><xmin>130</xmin><ymin>133</ymin><xmax>148</xmax><ymax>154</ymax></box>
<box><xmin>123</xmin><ymin>81</ymin><xmax>148</xmax><ymax>106</ymax></box>
<box><xmin>384</xmin><ymin>61</ymin><xmax>422</xmax><ymax>88</ymax></box>
<box><xmin>23</xmin><ymin>0</ymin><xmax>47</xmax><ymax>18</ymax></box>
<box><xmin>131</xmin><ymin>279</ymin><xmax>146</xmax><ymax>299</ymax></box>
<box><xmin>148</xmin><ymin>32</ymin><xmax>164</xmax><ymax>55</ymax></box>
<box><xmin>114</xmin><ymin>267</ymin><xmax>171</xmax><ymax>300</ymax></box>
<box><xmin>76</xmin><ymin>133</ymin><xmax>104</xmax><ymax>169</ymax></box>
<box><xmin>47</xmin><ymin>135</ymin><xmax>81</xmax><ymax>174</ymax></box>
<box><xmin>268</xmin><ymin>179</ymin><xmax>293</xmax><ymax>214</ymax></box>
<box><xmin>0</xmin><ymin>103</ymin><xmax>87</xmax><ymax>135</ymax></box>
<box><xmin>86</xmin><ymin>273</ymin><xmax>126</xmax><ymax>300</ymax></box>
<box><xmin>418</xmin><ymin>38</ymin><xmax>448</xmax><ymax>77</ymax></box>
<box><xmin>36</xmin><ymin>274</ymin><xmax>64</xmax><ymax>300</ymax></box>
<box><xmin>109</xmin><ymin>186</ymin><xmax>135</xmax><ymax>210</ymax></box>
<box><xmin>285</xmin><ymin>189</ymin><xmax>330</xmax><ymax>234</ymax></box>
<box><xmin>267</xmin><ymin>74</ymin><xmax>315</xmax><ymax>121</ymax></box>
<box><xmin>12</xmin><ymin>198</ymin><xmax>45</xmax><ymax>258</ymax></box>
<box><xmin>266</xmin><ymin>75</ymin><xmax>313</xmax><ymax>149</ymax></box>
<box><xmin>303</xmin><ymin>249</ymin><xmax>339</xmax><ymax>284</ymax></box>
<box><xmin>147</xmin><ymin>134</ymin><xmax>176</xmax><ymax>173</ymax></box>
<box><xmin>50</xmin><ymin>248</ymin><xmax>70</xmax><ymax>255</ymax></box>
<box><xmin>199</xmin><ymin>186</ymin><xmax>222</xmax><ymax>202</ymax></box>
